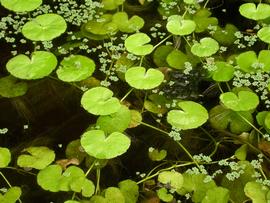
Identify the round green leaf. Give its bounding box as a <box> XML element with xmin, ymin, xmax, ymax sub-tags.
<box><xmin>57</xmin><ymin>55</ymin><xmax>95</xmax><ymax>82</ymax></box>
<box><xmin>244</xmin><ymin>182</ymin><xmax>270</xmax><ymax>203</ymax></box>
<box><xmin>102</xmin><ymin>0</ymin><xmax>125</xmax><ymax>10</ymax></box>
<box><xmin>22</xmin><ymin>14</ymin><xmax>67</xmax><ymax>41</ymax></box>
<box><xmin>96</xmin><ymin>105</ymin><xmax>131</xmax><ymax>134</ymax></box>
<box><xmin>235</xmin><ymin>144</ymin><xmax>248</xmax><ymax>161</ymax></box>
<box><xmin>125</xmin><ymin>66</ymin><xmax>164</xmax><ymax>89</ymax></box>
<box><xmin>89</xmin><ymin>195</ymin><xmax>107</xmax><ymax>203</ymax></box>
<box><xmin>258</xmin><ymin>27</ymin><xmax>270</xmax><ymax>44</ymax></box>
<box><xmin>6</xmin><ymin>51</ymin><xmax>57</xmax><ymax>80</ymax></box>
<box><xmin>104</xmin><ymin>187</ymin><xmax>125</xmax><ymax>203</ymax></box>
<box><xmin>148</xmin><ymin>148</ymin><xmax>167</xmax><ymax>161</ymax></box>
<box><xmin>157</xmin><ymin>188</ymin><xmax>174</xmax><ymax>202</ymax></box>
<box><xmin>80</xmin><ymin>130</ymin><xmax>131</xmax><ymax>159</ymax></box>
<box><xmin>158</xmin><ymin>171</ymin><xmax>183</xmax><ymax>190</ymax></box>
<box><xmin>166</xmin><ymin>15</ymin><xmax>196</xmax><ymax>36</ymax></box>
<box><xmin>191</xmin><ymin>37</ymin><xmax>219</xmax><ymax>57</ymax></box>
<box><xmin>81</xmin><ymin>87</ymin><xmax>121</xmax><ymax>115</ymax></box>
<box><xmin>166</xmin><ymin>49</ymin><xmax>188</xmax><ymax>69</ymax></box>
<box><xmin>112</xmin><ymin>12</ymin><xmax>144</xmax><ymax>33</ymax></box>
<box><xmin>65</xmin><ymin>139</ymin><xmax>86</xmax><ymax>163</ymax></box>
<box><xmin>84</xmin><ymin>14</ymin><xmax>117</xmax><ymax>35</ymax></box>
<box><xmin>70</xmin><ymin>177</ymin><xmax>95</xmax><ymax>197</ymax></box>
<box><xmin>212</xmin><ymin>61</ymin><xmax>234</xmax><ymax>82</ymax></box>
<box><xmin>212</xmin><ymin>24</ymin><xmax>238</xmax><ymax>46</ymax></box>
<box><xmin>0</xmin><ymin>187</ymin><xmax>22</xmax><ymax>203</ymax></box>
<box><xmin>167</xmin><ymin>101</ymin><xmax>208</xmax><ymax>130</ymax></box>
<box><xmin>0</xmin><ymin>147</ymin><xmax>11</xmax><ymax>168</ymax></box>
<box><xmin>0</xmin><ymin>75</ymin><xmax>27</xmax><ymax>98</ymax></box>
<box><xmin>220</xmin><ymin>91</ymin><xmax>259</xmax><ymax>111</ymax></box>
<box><xmin>153</xmin><ymin>45</ymin><xmax>174</xmax><ymax>67</ymax></box>
<box><xmin>192</xmin><ymin>8</ymin><xmax>218</xmax><ymax>33</ymax></box>
<box><xmin>239</xmin><ymin>3</ymin><xmax>270</xmax><ymax>20</ymax></box>
<box><xmin>124</xmin><ymin>33</ymin><xmax>153</xmax><ymax>55</ymax></box>
<box><xmin>201</xmin><ymin>187</ymin><xmax>230</xmax><ymax>203</ymax></box>
<box><xmin>0</xmin><ymin>0</ymin><xmax>42</xmax><ymax>12</ymax></box>
<box><xmin>17</xmin><ymin>146</ymin><xmax>55</xmax><ymax>170</ymax></box>
<box><xmin>118</xmin><ymin>179</ymin><xmax>139</xmax><ymax>203</ymax></box>
<box><xmin>236</xmin><ymin>51</ymin><xmax>257</xmax><ymax>72</ymax></box>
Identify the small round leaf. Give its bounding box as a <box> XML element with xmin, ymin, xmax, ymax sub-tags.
<box><xmin>0</xmin><ymin>147</ymin><xmax>11</xmax><ymax>168</ymax></box>
<box><xmin>167</xmin><ymin>101</ymin><xmax>208</xmax><ymax>130</ymax></box>
<box><xmin>125</xmin><ymin>66</ymin><xmax>164</xmax><ymax>89</ymax></box>
<box><xmin>80</xmin><ymin>130</ymin><xmax>131</xmax><ymax>159</ymax></box>
<box><xmin>6</xmin><ymin>51</ymin><xmax>57</xmax><ymax>80</ymax></box>
<box><xmin>81</xmin><ymin>87</ymin><xmax>121</xmax><ymax>115</ymax></box>
<box><xmin>57</xmin><ymin>55</ymin><xmax>96</xmax><ymax>82</ymax></box>
<box><xmin>0</xmin><ymin>75</ymin><xmax>27</xmax><ymax>98</ymax></box>
<box><xmin>239</xmin><ymin>3</ymin><xmax>270</xmax><ymax>20</ymax></box>
<box><xmin>191</xmin><ymin>37</ymin><xmax>219</xmax><ymax>57</ymax></box>
<box><xmin>166</xmin><ymin>15</ymin><xmax>196</xmax><ymax>36</ymax></box>
<box><xmin>212</xmin><ymin>62</ymin><xmax>234</xmax><ymax>82</ymax></box>
<box><xmin>258</xmin><ymin>27</ymin><xmax>270</xmax><ymax>44</ymax></box>
<box><xmin>22</xmin><ymin>14</ymin><xmax>67</xmax><ymax>41</ymax></box>
<box><xmin>0</xmin><ymin>187</ymin><xmax>22</xmax><ymax>203</ymax></box>
<box><xmin>0</xmin><ymin>0</ymin><xmax>42</xmax><ymax>12</ymax></box>
<box><xmin>124</xmin><ymin>33</ymin><xmax>153</xmax><ymax>55</ymax></box>
<box><xmin>166</xmin><ymin>49</ymin><xmax>188</xmax><ymax>69</ymax></box>
<box><xmin>158</xmin><ymin>171</ymin><xmax>183</xmax><ymax>190</ymax></box>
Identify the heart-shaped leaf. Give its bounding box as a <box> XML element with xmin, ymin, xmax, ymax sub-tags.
<box><xmin>236</xmin><ymin>50</ymin><xmax>270</xmax><ymax>72</ymax></box>
<box><xmin>0</xmin><ymin>0</ymin><xmax>42</xmax><ymax>12</ymax></box>
<box><xmin>118</xmin><ymin>179</ymin><xmax>139</xmax><ymax>203</ymax></box>
<box><xmin>57</xmin><ymin>55</ymin><xmax>95</xmax><ymax>82</ymax></box>
<box><xmin>201</xmin><ymin>187</ymin><xmax>230</xmax><ymax>203</ymax></box>
<box><xmin>209</xmin><ymin>105</ymin><xmax>253</xmax><ymax>134</ymax></box>
<box><xmin>220</xmin><ymin>91</ymin><xmax>259</xmax><ymax>111</ymax></box>
<box><xmin>239</xmin><ymin>3</ymin><xmax>270</xmax><ymax>20</ymax></box>
<box><xmin>80</xmin><ymin>130</ymin><xmax>131</xmax><ymax>159</ymax></box>
<box><xmin>211</xmin><ymin>61</ymin><xmax>234</xmax><ymax>82</ymax></box>
<box><xmin>17</xmin><ymin>146</ymin><xmax>55</xmax><ymax>170</ymax></box>
<box><xmin>6</xmin><ymin>51</ymin><xmax>57</xmax><ymax>80</ymax></box>
<box><xmin>22</xmin><ymin>14</ymin><xmax>67</xmax><ymax>41</ymax></box>
<box><xmin>112</xmin><ymin>12</ymin><xmax>144</xmax><ymax>33</ymax></box>
<box><xmin>166</xmin><ymin>49</ymin><xmax>188</xmax><ymax>69</ymax></box>
<box><xmin>0</xmin><ymin>75</ymin><xmax>27</xmax><ymax>98</ymax></box>
<box><xmin>124</xmin><ymin>33</ymin><xmax>153</xmax><ymax>55</ymax></box>
<box><xmin>37</xmin><ymin>165</ymin><xmax>95</xmax><ymax>197</ymax></box>
<box><xmin>157</xmin><ymin>188</ymin><xmax>174</xmax><ymax>202</ymax></box>
<box><xmin>166</xmin><ymin>15</ymin><xmax>196</xmax><ymax>35</ymax></box>
<box><xmin>244</xmin><ymin>182</ymin><xmax>270</xmax><ymax>203</ymax></box>
<box><xmin>81</xmin><ymin>87</ymin><xmax>121</xmax><ymax>115</ymax></box>
<box><xmin>258</xmin><ymin>27</ymin><xmax>270</xmax><ymax>44</ymax></box>
<box><xmin>192</xmin><ymin>8</ymin><xmax>218</xmax><ymax>33</ymax></box>
<box><xmin>125</xmin><ymin>66</ymin><xmax>164</xmax><ymax>89</ymax></box>
<box><xmin>0</xmin><ymin>187</ymin><xmax>21</xmax><ymax>203</ymax></box>
<box><xmin>84</xmin><ymin>14</ymin><xmax>117</xmax><ymax>35</ymax></box>
<box><xmin>212</xmin><ymin>24</ymin><xmax>238</xmax><ymax>46</ymax></box>
<box><xmin>158</xmin><ymin>171</ymin><xmax>183</xmax><ymax>190</ymax></box>
<box><xmin>0</xmin><ymin>147</ymin><xmax>11</xmax><ymax>168</ymax></box>
<box><xmin>96</xmin><ymin>105</ymin><xmax>131</xmax><ymax>134</ymax></box>
<box><xmin>148</xmin><ymin>148</ymin><xmax>167</xmax><ymax>161</ymax></box>
<box><xmin>191</xmin><ymin>37</ymin><xmax>219</xmax><ymax>57</ymax></box>
<box><xmin>102</xmin><ymin>0</ymin><xmax>125</xmax><ymax>10</ymax></box>
<box><xmin>167</xmin><ymin>101</ymin><xmax>208</xmax><ymax>130</ymax></box>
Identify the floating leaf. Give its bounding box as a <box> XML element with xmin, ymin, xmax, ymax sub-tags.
<box><xmin>212</xmin><ymin>24</ymin><xmax>238</xmax><ymax>45</ymax></box>
<box><xmin>166</xmin><ymin>49</ymin><xmax>188</xmax><ymax>69</ymax></box>
<box><xmin>148</xmin><ymin>148</ymin><xmax>167</xmax><ymax>161</ymax></box>
<box><xmin>239</xmin><ymin>3</ymin><xmax>270</xmax><ymax>20</ymax></box>
<box><xmin>157</xmin><ymin>188</ymin><xmax>173</xmax><ymax>202</ymax></box>
<box><xmin>211</xmin><ymin>61</ymin><xmax>234</xmax><ymax>82</ymax></box>
<box><xmin>17</xmin><ymin>146</ymin><xmax>55</xmax><ymax>170</ymax></box>
<box><xmin>6</xmin><ymin>51</ymin><xmax>57</xmax><ymax>80</ymax></box>
<box><xmin>57</xmin><ymin>55</ymin><xmax>95</xmax><ymax>82</ymax></box>
<box><xmin>0</xmin><ymin>75</ymin><xmax>27</xmax><ymax>98</ymax></box>
<box><xmin>158</xmin><ymin>171</ymin><xmax>183</xmax><ymax>190</ymax></box>
<box><xmin>209</xmin><ymin>105</ymin><xmax>253</xmax><ymax>134</ymax></box>
<box><xmin>22</xmin><ymin>14</ymin><xmax>67</xmax><ymax>41</ymax></box>
<box><xmin>96</xmin><ymin>105</ymin><xmax>131</xmax><ymax>134</ymax></box>
<box><xmin>258</xmin><ymin>27</ymin><xmax>270</xmax><ymax>44</ymax></box>
<box><xmin>191</xmin><ymin>37</ymin><xmax>219</xmax><ymax>57</ymax></box>
<box><xmin>84</xmin><ymin>14</ymin><xmax>117</xmax><ymax>35</ymax></box>
<box><xmin>166</xmin><ymin>15</ymin><xmax>196</xmax><ymax>35</ymax></box>
<box><xmin>118</xmin><ymin>179</ymin><xmax>139</xmax><ymax>203</ymax></box>
<box><xmin>80</xmin><ymin>130</ymin><xmax>131</xmax><ymax>159</ymax></box>
<box><xmin>201</xmin><ymin>187</ymin><xmax>230</xmax><ymax>203</ymax></box>
<box><xmin>0</xmin><ymin>147</ymin><xmax>11</xmax><ymax>168</ymax></box>
<box><xmin>192</xmin><ymin>8</ymin><xmax>218</xmax><ymax>33</ymax></box>
<box><xmin>125</xmin><ymin>66</ymin><xmax>164</xmax><ymax>89</ymax></box>
<box><xmin>220</xmin><ymin>91</ymin><xmax>259</xmax><ymax>111</ymax></box>
<box><xmin>0</xmin><ymin>0</ymin><xmax>42</xmax><ymax>12</ymax></box>
<box><xmin>112</xmin><ymin>12</ymin><xmax>144</xmax><ymax>33</ymax></box>
<box><xmin>124</xmin><ymin>33</ymin><xmax>153</xmax><ymax>55</ymax></box>
<box><xmin>81</xmin><ymin>87</ymin><xmax>121</xmax><ymax>115</ymax></box>
<box><xmin>0</xmin><ymin>187</ymin><xmax>22</xmax><ymax>203</ymax></box>
<box><xmin>102</xmin><ymin>0</ymin><xmax>125</xmax><ymax>10</ymax></box>
<box><xmin>167</xmin><ymin>101</ymin><xmax>208</xmax><ymax>130</ymax></box>
<box><xmin>244</xmin><ymin>181</ymin><xmax>270</xmax><ymax>203</ymax></box>
<box><xmin>37</xmin><ymin>165</ymin><xmax>95</xmax><ymax>197</ymax></box>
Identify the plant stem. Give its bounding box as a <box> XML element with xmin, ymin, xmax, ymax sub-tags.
<box><xmin>85</xmin><ymin>160</ymin><xmax>97</xmax><ymax>177</ymax></box>
<box><xmin>120</xmin><ymin>88</ymin><xmax>134</xmax><ymax>102</ymax></box>
<box><xmin>204</xmin><ymin>0</ymin><xmax>210</xmax><ymax>8</ymax></box>
<box><xmin>152</xmin><ymin>35</ymin><xmax>172</xmax><ymax>50</ymax></box>
<box><xmin>95</xmin><ymin>168</ymin><xmax>101</xmax><ymax>195</ymax></box>
<box><xmin>139</xmin><ymin>56</ymin><xmax>144</xmax><ymax>67</ymax></box>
